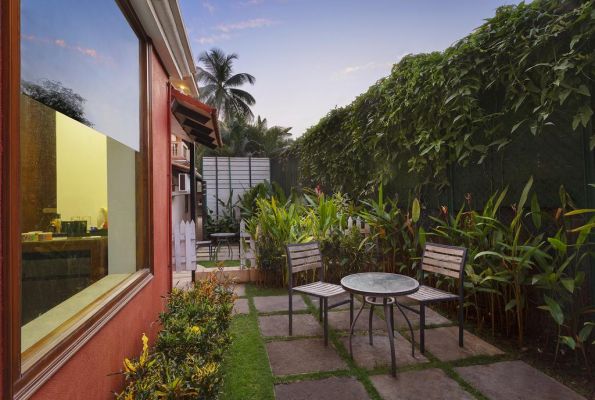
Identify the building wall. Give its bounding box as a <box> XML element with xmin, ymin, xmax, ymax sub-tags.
<box><xmin>172</xmin><ymin>193</ymin><xmax>191</xmax><ymax>225</ymax></box>
<box><xmin>30</xmin><ymin>47</ymin><xmax>171</xmax><ymax>399</ymax></box>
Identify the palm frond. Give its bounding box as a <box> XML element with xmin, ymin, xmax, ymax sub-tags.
<box><xmin>229</xmin><ymin>88</ymin><xmax>256</xmax><ymax>106</ymax></box>
<box><xmin>226</xmin><ymin>73</ymin><xmax>256</xmax><ymax>87</ymax></box>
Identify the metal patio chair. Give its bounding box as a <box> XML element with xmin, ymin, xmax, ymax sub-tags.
<box><xmin>196</xmin><ymin>240</ymin><xmax>213</xmax><ymax>260</ymax></box>
<box><xmin>398</xmin><ymin>243</ymin><xmax>467</xmax><ymax>354</ymax></box>
<box><xmin>286</xmin><ymin>241</ymin><xmax>354</xmax><ymax>345</ymax></box>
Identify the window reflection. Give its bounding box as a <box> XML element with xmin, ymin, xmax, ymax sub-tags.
<box><xmin>20</xmin><ymin>0</ymin><xmax>141</xmax><ymax>360</ymax></box>
<box><xmin>20</xmin><ymin>95</ymin><xmax>138</xmax><ymax>355</ymax></box>
<box><xmin>21</xmin><ymin>0</ymin><xmax>139</xmax><ymax>150</ymax></box>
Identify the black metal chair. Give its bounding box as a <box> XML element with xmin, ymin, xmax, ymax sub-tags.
<box><xmin>398</xmin><ymin>243</ymin><xmax>467</xmax><ymax>354</ymax></box>
<box><xmin>195</xmin><ymin>240</ymin><xmax>213</xmax><ymax>260</ymax></box>
<box><xmin>286</xmin><ymin>241</ymin><xmax>354</xmax><ymax>345</ymax></box>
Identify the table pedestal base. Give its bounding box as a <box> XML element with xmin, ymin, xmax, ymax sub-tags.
<box><xmin>348</xmin><ymin>296</ymin><xmax>416</xmax><ymax>377</ymax></box>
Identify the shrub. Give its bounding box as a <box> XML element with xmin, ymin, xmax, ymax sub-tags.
<box><xmin>114</xmin><ymin>270</ymin><xmax>235</xmax><ymax>399</ymax></box>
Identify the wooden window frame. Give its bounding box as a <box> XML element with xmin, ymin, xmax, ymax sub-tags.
<box><xmin>1</xmin><ymin>0</ymin><xmax>155</xmax><ymax>398</ymax></box>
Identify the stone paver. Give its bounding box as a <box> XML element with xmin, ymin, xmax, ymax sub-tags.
<box><xmin>410</xmin><ymin>326</ymin><xmax>504</xmax><ymax>361</ymax></box>
<box><xmin>392</xmin><ymin>304</ymin><xmax>451</xmax><ymax>328</ymax></box>
<box><xmin>233</xmin><ymin>284</ymin><xmax>246</xmax><ymax>297</ymax></box>
<box><xmin>371</xmin><ymin>369</ymin><xmax>475</xmax><ymax>400</ymax></box>
<box><xmin>253</xmin><ymin>295</ymin><xmax>307</xmax><ymax>313</ymax></box>
<box><xmin>172</xmin><ymin>273</ymin><xmax>192</xmax><ymax>290</ymax></box>
<box><xmin>327</xmin><ymin>310</ymin><xmax>386</xmax><ymax>332</ymax></box>
<box><xmin>266</xmin><ymin>338</ymin><xmax>346</xmax><ymax>375</ymax></box>
<box><xmin>310</xmin><ymin>292</ymin><xmax>362</xmax><ymax>311</ymax></box>
<box><xmin>233</xmin><ymin>298</ymin><xmax>249</xmax><ymax>315</ymax></box>
<box><xmin>339</xmin><ymin>333</ymin><xmax>428</xmax><ymax>369</ymax></box>
<box><xmin>258</xmin><ymin>314</ymin><xmax>323</xmax><ymax>337</ymax></box>
<box><xmin>275</xmin><ymin>376</ymin><xmax>371</xmax><ymax>400</ymax></box>
<box><xmin>455</xmin><ymin>360</ymin><xmax>586</xmax><ymax>400</ymax></box>
<box><xmin>373</xmin><ymin>303</ymin><xmax>451</xmax><ymax>328</ymax></box>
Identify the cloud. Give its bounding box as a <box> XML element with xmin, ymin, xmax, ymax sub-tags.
<box><xmin>331</xmin><ymin>54</ymin><xmax>409</xmax><ymax>80</ymax></box>
<box><xmin>236</xmin><ymin>0</ymin><xmax>264</xmax><ymax>6</ymax></box>
<box><xmin>215</xmin><ymin>18</ymin><xmax>278</xmax><ymax>32</ymax></box>
<box><xmin>203</xmin><ymin>2</ymin><xmax>215</xmax><ymax>14</ymax></box>
<box><xmin>23</xmin><ymin>33</ymin><xmax>114</xmax><ymax>66</ymax></box>
<box><xmin>195</xmin><ymin>34</ymin><xmax>231</xmax><ymax>44</ymax></box>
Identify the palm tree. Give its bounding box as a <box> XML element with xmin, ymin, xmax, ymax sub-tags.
<box><xmin>207</xmin><ymin>116</ymin><xmax>293</xmax><ymax>157</ymax></box>
<box><xmin>196</xmin><ymin>48</ymin><xmax>256</xmax><ymax>122</ymax></box>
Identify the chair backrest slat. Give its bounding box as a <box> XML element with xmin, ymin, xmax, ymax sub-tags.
<box><xmin>423</xmin><ymin>256</ymin><xmax>462</xmax><ymax>271</ymax></box>
<box><xmin>288</xmin><ymin>242</ymin><xmax>319</xmax><ymax>253</ymax></box>
<box><xmin>421</xmin><ymin>243</ymin><xmax>466</xmax><ymax>280</ymax></box>
<box><xmin>286</xmin><ymin>242</ymin><xmax>323</xmax><ymax>274</ymax></box>
<box><xmin>292</xmin><ymin>262</ymin><xmax>322</xmax><ymax>273</ymax></box>
<box><xmin>289</xmin><ymin>249</ymin><xmax>320</xmax><ymax>259</ymax></box>
<box><xmin>291</xmin><ymin>255</ymin><xmax>322</xmax><ymax>266</ymax></box>
<box><xmin>426</xmin><ymin>244</ymin><xmax>464</xmax><ymax>256</ymax></box>
<box><xmin>423</xmin><ymin>264</ymin><xmax>460</xmax><ymax>279</ymax></box>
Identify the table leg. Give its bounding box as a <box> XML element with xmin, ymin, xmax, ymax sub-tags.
<box><xmin>349</xmin><ymin>296</ymin><xmax>367</xmax><ymax>357</ymax></box>
<box><xmin>383</xmin><ymin>299</ymin><xmax>397</xmax><ymax>377</ymax></box>
<box><xmin>395</xmin><ymin>301</ymin><xmax>415</xmax><ymax>357</ymax></box>
<box><xmin>369</xmin><ymin>297</ymin><xmax>375</xmax><ymax>345</ymax></box>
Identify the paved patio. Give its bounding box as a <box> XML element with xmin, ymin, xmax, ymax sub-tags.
<box><xmin>231</xmin><ymin>289</ymin><xmax>587</xmax><ymax>399</ymax></box>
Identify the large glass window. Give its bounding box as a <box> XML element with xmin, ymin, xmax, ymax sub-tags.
<box><xmin>20</xmin><ymin>0</ymin><xmax>143</xmax><ymax>362</ymax></box>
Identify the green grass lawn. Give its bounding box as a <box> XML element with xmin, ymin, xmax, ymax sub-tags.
<box><xmin>219</xmin><ymin>288</ymin><xmax>275</xmax><ymax>400</ymax></box>
<box><xmin>197</xmin><ymin>260</ymin><xmax>241</xmax><ymax>268</ymax></box>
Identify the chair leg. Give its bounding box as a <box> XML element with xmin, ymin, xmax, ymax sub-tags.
<box><xmin>369</xmin><ymin>303</ymin><xmax>375</xmax><ymax>345</ymax></box>
<box><xmin>459</xmin><ymin>298</ymin><xmax>464</xmax><ymax>347</ymax></box>
<box><xmin>323</xmin><ymin>297</ymin><xmax>329</xmax><ymax>346</ymax></box>
<box><xmin>420</xmin><ymin>303</ymin><xmax>426</xmax><ymax>355</ymax></box>
<box><xmin>289</xmin><ymin>290</ymin><xmax>293</xmax><ymax>336</ymax></box>
<box><xmin>320</xmin><ymin>297</ymin><xmax>323</xmax><ymax>321</ymax></box>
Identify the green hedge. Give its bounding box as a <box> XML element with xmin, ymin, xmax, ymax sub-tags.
<box><xmin>296</xmin><ymin>0</ymin><xmax>595</xmax><ymax>198</ymax></box>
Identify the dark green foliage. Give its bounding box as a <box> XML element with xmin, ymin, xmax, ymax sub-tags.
<box><xmin>206</xmin><ymin>191</ymin><xmax>240</xmax><ymax>235</ymax></box>
<box><xmin>21</xmin><ymin>79</ymin><xmax>93</xmax><ymax>126</ymax></box>
<box><xmin>114</xmin><ymin>272</ymin><xmax>235</xmax><ymax>399</ymax></box>
<box><xmin>211</xmin><ymin>117</ymin><xmax>293</xmax><ymax>158</ymax></box>
<box><xmin>296</xmin><ymin>0</ymin><xmax>595</xmax><ymax>197</ymax></box>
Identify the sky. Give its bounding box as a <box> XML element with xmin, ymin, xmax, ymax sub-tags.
<box><xmin>179</xmin><ymin>0</ymin><xmax>520</xmax><ymax>138</ymax></box>
<box><xmin>21</xmin><ymin>0</ymin><xmax>140</xmax><ymax>151</ymax></box>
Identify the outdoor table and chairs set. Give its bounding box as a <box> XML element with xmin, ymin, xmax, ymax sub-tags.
<box><xmin>285</xmin><ymin>241</ymin><xmax>467</xmax><ymax>377</ymax></box>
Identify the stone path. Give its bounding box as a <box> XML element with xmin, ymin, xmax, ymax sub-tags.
<box><xmin>237</xmin><ymin>290</ymin><xmax>586</xmax><ymax>399</ymax></box>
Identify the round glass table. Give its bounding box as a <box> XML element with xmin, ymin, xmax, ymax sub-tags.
<box><xmin>341</xmin><ymin>272</ymin><xmax>419</xmax><ymax>377</ymax></box>
<box><xmin>210</xmin><ymin>233</ymin><xmax>237</xmax><ymax>259</ymax></box>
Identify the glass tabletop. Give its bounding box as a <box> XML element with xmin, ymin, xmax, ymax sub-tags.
<box><xmin>341</xmin><ymin>272</ymin><xmax>419</xmax><ymax>297</ymax></box>
<box><xmin>210</xmin><ymin>233</ymin><xmax>236</xmax><ymax>238</ymax></box>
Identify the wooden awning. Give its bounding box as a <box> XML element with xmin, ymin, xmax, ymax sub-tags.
<box><xmin>171</xmin><ymin>88</ymin><xmax>222</xmax><ymax>149</ymax></box>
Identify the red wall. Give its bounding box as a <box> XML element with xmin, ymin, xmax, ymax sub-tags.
<box><xmin>30</xmin><ymin>48</ymin><xmax>171</xmax><ymax>399</ymax></box>
<box><xmin>0</xmin><ymin>1</ymin><xmax>4</xmax><ymax>396</ymax></box>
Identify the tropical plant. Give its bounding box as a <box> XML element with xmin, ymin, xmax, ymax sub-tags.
<box><xmin>208</xmin><ymin>116</ymin><xmax>294</xmax><ymax>158</ymax></box>
<box><xmin>114</xmin><ymin>268</ymin><xmax>235</xmax><ymax>399</ymax></box>
<box><xmin>238</xmin><ymin>180</ymin><xmax>290</xmax><ymax>220</ymax></box>
<box><xmin>534</xmin><ymin>203</ymin><xmax>595</xmax><ymax>373</ymax></box>
<box><xmin>359</xmin><ymin>186</ymin><xmax>425</xmax><ymax>275</ymax></box>
<box><xmin>206</xmin><ymin>191</ymin><xmax>240</xmax><ymax>234</ymax></box>
<box><xmin>196</xmin><ymin>48</ymin><xmax>256</xmax><ymax>122</ymax></box>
